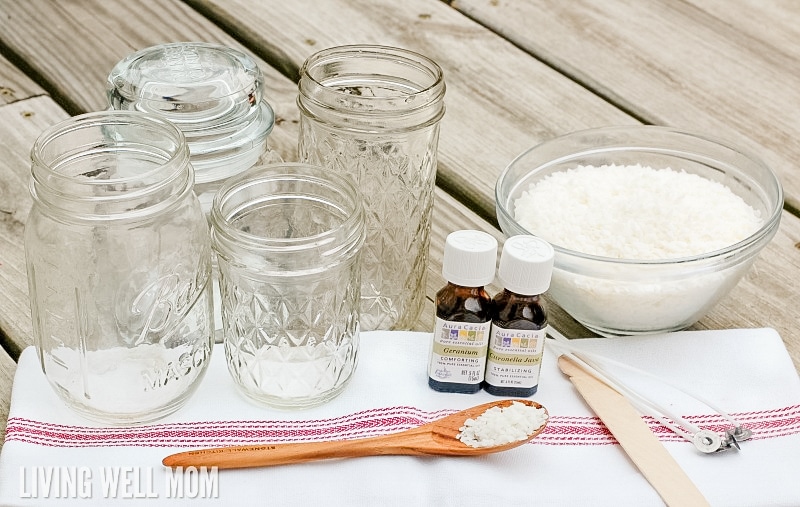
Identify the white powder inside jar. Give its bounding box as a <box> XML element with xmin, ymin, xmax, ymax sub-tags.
<box><xmin>514</xmin><ymin>164</ymin><xmax>763</xmax><ymax>259</ymax></box>
<box><xmin>457</xmin><ymin>401</ymin><xmax>548</xmax><ymax>448</ymax></box>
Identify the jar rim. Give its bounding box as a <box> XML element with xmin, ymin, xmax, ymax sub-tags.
<box><xmin>30</xmin><ymin>110</ymin><xmax>193</xmax><ymax>222</ymax></box>
<box><xmin>31</xmin><ymin>110</ymin><xmax>190</xmax><ymax>184</ymax></box>
<box><xmin>210</xmin><ymin>162</ymin><xmax>366</xmax><ymax>254</ymax></box>
<box><xmin>298</xmin><ymin>44</ymin><xmax>446</xmax><ymax>119</ymax></box>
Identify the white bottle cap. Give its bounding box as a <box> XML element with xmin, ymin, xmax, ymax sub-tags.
<box><xmin>498</xmin><ymin>235</ymin><xmax>554</xmax><ymax>296</ymax></box>
<box><xmin>442</xmin><ymin>230</ymin><xmax>498</xmax><ymax>287</ymax></box>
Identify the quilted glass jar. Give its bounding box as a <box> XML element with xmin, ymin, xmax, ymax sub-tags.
<box><xmin>210</xmin><ymin>163</ymin><xmax>365</xmax><ymax>409</ymax></box>
<box><xmin>298</xmin><ymin>45</ymin><xmax>445</xmax><ymax>331</ymax></box>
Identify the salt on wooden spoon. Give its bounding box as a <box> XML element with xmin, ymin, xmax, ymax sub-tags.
<box><xmin>162</xmin><ymin>399</ymin><xmax>548</xmax><ymax>470</ymax></box>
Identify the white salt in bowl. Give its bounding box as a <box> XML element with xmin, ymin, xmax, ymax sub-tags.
<box><xmin>495</xmin><ymin>126</ymin><xmax>783</xmax><ymax>336</ymax></box>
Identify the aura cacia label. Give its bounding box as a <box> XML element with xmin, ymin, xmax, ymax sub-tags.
<box><xmin>484</xmin><ymin>326</ymin><xmax>546</xmax><ymax>388</ymax></box>
<box><xmin>429</xmin><ymin>317</ymin><xmax>491</xmax><ymax>384</ymax></box>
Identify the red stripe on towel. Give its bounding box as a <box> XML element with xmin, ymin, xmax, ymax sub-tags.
<box><xmin>4</xmin><ymin>405</ymin><xmax>800</xmax><ymax>448</ymax></box>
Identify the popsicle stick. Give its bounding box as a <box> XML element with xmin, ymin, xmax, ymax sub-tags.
<box><xmin>558</xmin><ymin>355</ymin><xmax>710</xmax><ymax>507</ymax></box>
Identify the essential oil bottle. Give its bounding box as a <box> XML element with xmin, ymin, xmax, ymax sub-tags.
<box><xmin>484</xmin><ymin>235</ymin><xmax>554</xmax><ymax>397</ymax></box>
<box><xmin>428</xmin><ymin>230</ymin><xmax>497</xmax><ymax>394</ymax></box>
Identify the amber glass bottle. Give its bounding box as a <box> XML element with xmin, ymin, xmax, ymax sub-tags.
<box><xmin>484</xmin><ymin>235</ymin><xmax>554</xmax><ymax>397</ymax></box>
<box><xmin>428</xmin><ymin>230</ymin><xmax>497</xmax><ymax>393</ymax></box>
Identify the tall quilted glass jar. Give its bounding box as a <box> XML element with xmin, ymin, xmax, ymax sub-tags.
<box><xmin>298</xmin><ymin>45</ymin><xmax>446</xmax><ymax>331</ymax></box>
<box><xmin>25</xmin><ymin>111</ymin><xmax>214</xmax><ymax>425</ymax></box>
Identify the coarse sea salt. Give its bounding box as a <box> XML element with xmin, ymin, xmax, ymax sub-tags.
<box><xmin>514</xmin><ymin>164</ymin><xmax>763</xmax><ymax>260</ymax></box>
<box><xmin>510</xmin><ymin>163</ymin><xmax>767</xmax><ymax>334</ymax></box>
<box><xmin>457</xmin><ymin>401</ymin><xmax>548</xmax><ymax>448</ymax></box>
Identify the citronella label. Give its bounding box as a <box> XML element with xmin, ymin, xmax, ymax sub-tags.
<box><xmin>484</xmin><ymin>326</ymin><xmax>546</xmax><ymax>389</ymax></box>
<box><xmin>429</xmin><ymin>317</ymin><xmax>491</xmax><ymax>384</ymax></box>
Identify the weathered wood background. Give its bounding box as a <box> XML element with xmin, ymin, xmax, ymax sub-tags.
<box><xmin>1</xmin><ymin>0</ymin><xmax>799</xmax><ymax>447</ymax></box>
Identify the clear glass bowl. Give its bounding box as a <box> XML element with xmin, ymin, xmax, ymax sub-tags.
<box><xmin>495</xmin><ymin>126</ymin><xmax>783</xmax><ymax>336</ymax></box>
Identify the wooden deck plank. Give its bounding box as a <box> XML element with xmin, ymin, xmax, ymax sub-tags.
<box><xmin>184</xmin><ymin>0</ymin><xmax>640</xmax><ymax>222</ymax></box>
<box><xmin>0</xmin><ymin>98</ymin><xmax>69</xmax><ymax>359</ymax></box>
<box><xmin>687</xmin><ymin>0</ymin><xmax>800</xmax><ymax>56</ymax></box>
<box><xmin>0</xmin><ymin>0</ymin><xmax>301</xmax><ymax>150</ymax></box>
<box><xmin>1</xmin><ymin>0</ymin><xmax>799</xmax><ymax>372</ymax></box>
<box><xmin>185</xmin><ymin>0</ymin><xmax>800</xmax><ymax>367</ymax></box>
<box><xmin>184</xmin><ymin>0</ymin><xmax>800</xmax><ymax>367</ymax></box>
<box><xmin>0</xmin><ymin>53</ymin><xmax>43</xmax><ymax>452</ymax></box>
<box><xmin>449</xmin><ymin>0</ymin><xmax>800</xmax><ymax>213</ymax></box>
<box><xmin>0</xmin><ymin>53</ymin><xmax>45</xmax><ymax>106</ymax></box>
<box><xmin>0</xmin><ymin>0</ymin><xmax>643</xmax><ymax>220</ymax></box>
<box><xmin>0</xmin><ymin>349</ymin><xmax>16</xmax><ymax>448</ymax></box>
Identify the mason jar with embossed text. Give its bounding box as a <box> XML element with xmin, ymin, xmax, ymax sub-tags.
<box><xmin>25</xmin><ymin>111</ymin><xmax>214</xmax><ymax>425</ymax></box>
<box><xmin>298</xmin><ymin>45</ymin><xmax>445</xmax><ymax>331</ymax></box>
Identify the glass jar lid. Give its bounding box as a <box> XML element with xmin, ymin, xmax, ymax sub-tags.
<box><xmin>107</xmin><ymin>42</ymin><xmax>275</xmax><ymax>184</ymax></box>
<box><xmin>107</xmin><ymin>42</ymin><xmax>262</xmax><ymax>122</ymax></box>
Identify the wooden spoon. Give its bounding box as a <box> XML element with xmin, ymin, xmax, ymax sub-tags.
<box><xmin>162</xmin><ymin>399</ymin><xmax>547</xmax><ymax>469</ymax></box>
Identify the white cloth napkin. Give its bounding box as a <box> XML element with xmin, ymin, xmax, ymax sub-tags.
<box><xmin>1</xmin><ymin>329</ymin><xmax>799</xmax><ymax>506</ymax></box>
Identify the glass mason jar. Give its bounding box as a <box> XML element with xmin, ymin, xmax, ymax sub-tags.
<box><xmin>210</xmin><ymin>163</ymin><xmax>365</xmax><ymax>409</ymax></box>
<box><xmin>297</xmin><ymin>45</ymin><xmax>446</xmax><ymax>331</ymax></box>
<box><xmin>107</xmin><ymin>42</ymin><xmax>276</xmax><ymax>213</ymax></box>
<box><xmin>26</xmin><ymin>111</ymin><xmax>214</xmax><ymax>425</ymax></box>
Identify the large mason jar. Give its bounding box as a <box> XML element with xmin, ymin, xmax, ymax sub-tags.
<box><xmin>297</xmin><ymin>45</ymin><xmax>446</xmax><ymax>331</ymax></box>
<box><xmin>25</xmin><ymin>111</ymin><xmax>214</xmax><ymax>425</ymax></box>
